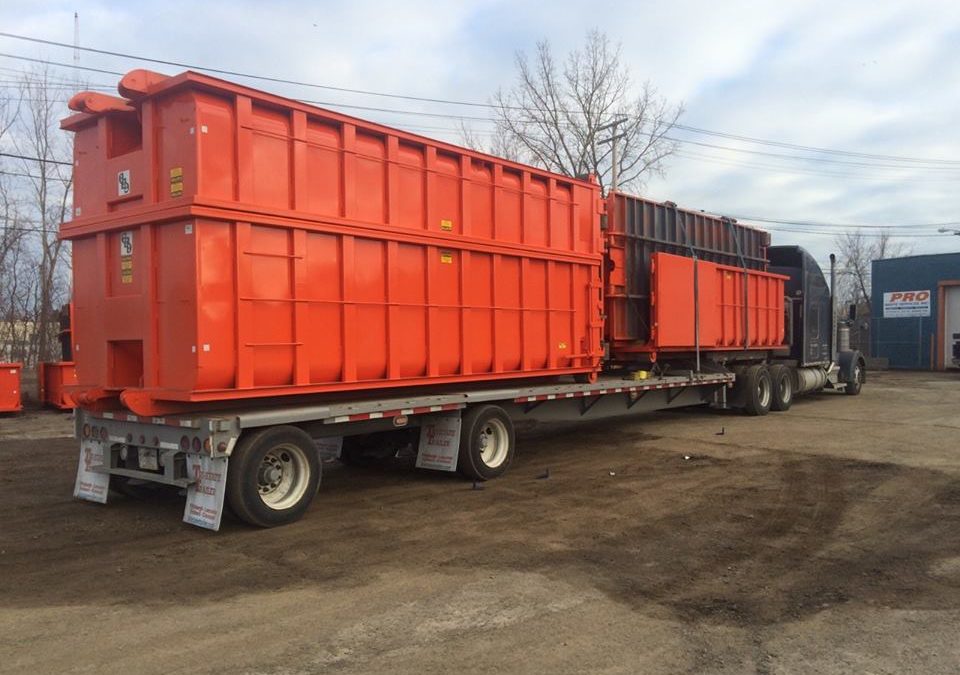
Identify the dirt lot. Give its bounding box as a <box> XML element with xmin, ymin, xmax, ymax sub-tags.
<box><xmin>1</xmin><ymin>370</ymin><xmax>959</xmax><ymax>674</ymax></box>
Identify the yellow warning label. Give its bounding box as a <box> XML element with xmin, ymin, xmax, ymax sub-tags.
<box><xmin>121</xmin><ymin>256</ymin><xmax>133</xmax><ymax>284</ymax></box>
<box><xmin>120</xmin><ymin>230</ymin><xmax>134</xmax><ymax>284</ymax></box>
<box><xmin>440</xmin><ymin>219</ymin><xmax>453</xmax><ymax>231</ymax></box>
<box><xmin>170</xmin><ymin>166</ymin><xmax>184</xmax><ymax>197</ymax></box>
<box><xmin>440</xmin><ymin>251</ymin><xmax>453</xmax><ymax>264</ymax></box>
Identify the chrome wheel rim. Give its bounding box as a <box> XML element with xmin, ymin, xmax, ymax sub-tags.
<box><xmin>758</xmin><ymin>372</ymin><xmax>772</xmax><ymax>408</ymax></box>
<box><xmin>779</xmin><ymin>372</ymin><xmax>792</xmax><ymax>403</ymax></box>
<box><xmin>257</xmin><ymin>443</ymin><xmax>311</xmax><ymax>510</ymax></box>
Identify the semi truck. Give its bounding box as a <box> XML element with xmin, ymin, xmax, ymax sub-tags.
<box><xmin>63</xmin><ymin>69</ymin><xmax>865</xmax><ymax>529</ymax></box>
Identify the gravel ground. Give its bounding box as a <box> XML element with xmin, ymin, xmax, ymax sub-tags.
<box><xmin>1</xmin><ymin>370</ymin><xmax>959</xmax><ymax>674</ymax></box>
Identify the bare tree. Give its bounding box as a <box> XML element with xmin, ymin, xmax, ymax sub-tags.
<box><xmin>0</xmin><ymin>67</ymin><xmax>73</xmax><ymax>366</ymax></box>
<box><xmin>833</xmin><ymin>230</ymin><xmax>911</xmax><ymax>314</ymax></box>
<box><xmin>487</xmin><ymin>30</ymin><xmax>683</xmax><ymax>194</ymax></box>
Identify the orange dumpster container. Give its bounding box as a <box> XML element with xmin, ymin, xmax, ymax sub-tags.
<box><xmin>38</xmin><ymin>362</ymin><xmax>78</xmax><ymax>409</ymax></box>
<box><xmin>60</xmin><ymin>70</ymin><xmax>604</xmax><ymax>416</ymax></box>
<box><xmin>650</xmin><ymin>252</ymin><xmax>787</xmax><ymax>350</ymax></box>
<box><xmin>0</xmin><ymin>363</ymin><xmax>23</xmax><ymax>413</ymax></box>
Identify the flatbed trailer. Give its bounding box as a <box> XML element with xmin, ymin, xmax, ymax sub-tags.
<box><xmin>74</xmin><ymin>371</ymin><xmax>743</xmax><ymax>530</ymax></box>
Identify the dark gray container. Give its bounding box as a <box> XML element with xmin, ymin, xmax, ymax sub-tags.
<box><xmin>605</xmin><ymin>192</ymin><xmax>771</xmax><ymax>350</ymax></box>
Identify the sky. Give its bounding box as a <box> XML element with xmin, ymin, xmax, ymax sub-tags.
<box><xmin>2</xmin><ymin>0</ymin><xmax>959</xmax><ymax>268</ymax></box>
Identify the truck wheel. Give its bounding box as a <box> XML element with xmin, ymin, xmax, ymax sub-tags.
<box><xmin>769</xmin><ymin>364</ymin><xmax>793</xmax><ymax>411</ymax></box>
<box><xmin>457</xmin><ymin>405</ymin><xmax>516</xmax><ymax>481</ymax></box>
<box><xmin>226</xmin><ymin>426</ymin><xmax>321</xmax><ymax>527</ymax></box>
<box><xmin>742</xmin><ymin>365</ymin><xmax>772</xmax><ymax>416</ymax></box>
<box><xmin>844</xmin><ymin>362</ymin><xmax>864</xmax><ymax>396</ymax></box>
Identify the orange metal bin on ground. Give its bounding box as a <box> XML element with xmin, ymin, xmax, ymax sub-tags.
<box><xmin>38</xmin><ymin>362</ymin><xmax>78</xmax><ymax>409</ymax></box>
<box><xmin>61</xmin><ymin>70</ymin><xmax>605</xmax><ymax>415</ymax></box>
<box><xmin>0</xmin><ymin>363</ymin><xmax>23</xmax><ymax>413</ymax></box>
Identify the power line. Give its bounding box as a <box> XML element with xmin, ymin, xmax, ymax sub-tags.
<box><xmin>0</xmin><ymin>151</ymin><xmax>71</xmax><ymax>166</ymax></box>
<box><xmin>0</xmin><ymin>51</ymin><xmax>124</xmax><ymax>77</ymax></box>
<box><xmin>728</xmin><ymin>214</ymin><xmax>960</xmax><ymax>230</ymax></box>
<box><xmin>2</xmin><ymin>30</ymin><xmax>959</xmax><ymax>168</ymax></box>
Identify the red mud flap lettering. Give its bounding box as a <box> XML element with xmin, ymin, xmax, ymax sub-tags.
<box><xmin>415</xmin><ymin>413</ymin><xmax>462</xmax><ymax>472</ymax></box>
<box><xmin>73</xmin><ymin>441</ymin><xmax>110</xmax><ymax>504</ymax></box>
<box><xmin>183</xmin><ymin>455</ymin><xmax>228</xmax><ymax>531</ymax></box>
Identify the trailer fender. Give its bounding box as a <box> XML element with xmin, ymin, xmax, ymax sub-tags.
<box><xmin>837</xmin><ymin>350</ymin><xmax>866</xmax><ymax>384</ymax></box>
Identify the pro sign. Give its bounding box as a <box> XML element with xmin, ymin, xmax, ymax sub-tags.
<box><xmin>883</xmin><ymin>290</ymin><xmax>931</xmax><ymax>318</ymax></box>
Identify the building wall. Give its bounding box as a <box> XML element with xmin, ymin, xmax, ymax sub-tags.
<box><xmin>871</xmin><ymin>252</ymin><xmax>960</xmax><ymax>369</ymax></box>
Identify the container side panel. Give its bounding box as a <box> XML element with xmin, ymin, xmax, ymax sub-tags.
<box><xmin>197</xmin><ymin>94</ymin><xmax>237</xmax><ymax>202</ymax></box>
<box><xmin>156</xmin><ymin>94</ymin><xmax>198</xmax><ymax>207</ymax></box>
<box><xmin>463</xmin><ymin>252</ymin><xmax>494</xmax><ymax>373</ymax></box>
<box><xmin>396</xmin><ymin>142</ymin><xmax>426</xmax><ymax>229</ymax></box>
<box><xmin>469</xmin><ymin>161</ymin><xmax>494</xmax><ymax>241</ymax></box>
<box><xmin>304</xmin><ymin>120</ymin><xmax>343</xmax><ymax>217</ymax></box>
<box><xmin>525</xmin><ymin>176</ymin><xmax>549</xmax><ymax>248</ymax></box>
<box><xmin>497</xmin><ymin>170</ymin><xmax>523</xmax><ymax>244</ymax></box>
<box><xmin>433</xmin><ymin>152</ymin><xmax>462</xmax><ymax>236</ymax></box>
<box><xmin>352</xmin><ymin>238</ymin><xmax>388</xmax><ymax>380</ymax></box>
<box><xmin>195</xmin><ymin>220</ymin><xmax>237</xmax><ymax>389</ymax></box>
<box><xmin>496</xmin><ymin>256</ymin><xmax>523</xmax><ymax>372</ymax></box>
<box><xmin>243</xmin><ymin>225</ymin><xmax>295</xmax><ymax>386</ymax></box>
<box><xmin>354</xmin><ymin>132</ymin><xmax>386</xmax><ymax>225</ymax></box>
<box><xmin>523</xmin><ymin>260</ymin><xmax>549</xmax><ymax>369</ymax></box>
<box><xmin>156</xmin><ymin>222</ymin><xmax>198</xmax><ymax>389</ymax></box>
<box><xmin>303</xmin><ymin>231</ymin><xmax>344</xmax><ymax>382</ymax></box>
<box><xmin>392</xmin><ymin>243</ymin><xmax>428</xmax><ymax>377</ymax></box>
<box><xmin>249</xmin><ymin>104</ymin><xmax>292</xmax><ymax>210</ymax></box>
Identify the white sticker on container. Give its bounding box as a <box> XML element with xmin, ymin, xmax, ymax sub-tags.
<box><xmin>117</xmin><ymin>169</ymin><xmax>131</xmax><ymax>196</ymax></box>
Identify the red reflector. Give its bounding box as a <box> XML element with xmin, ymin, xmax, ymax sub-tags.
<box><xmin>192</xmin><ymin>437</ymin><xmax>201</xmax><ymax>452</ymax></box>
<box><xmin>99</xmin><ymin>427</ymin><xmax>109</xmax><ymax>441</ymax></box>
<box><xmin>180</xmin><ymin>436</ymin><xmax>190</xmax><ymax>451</ymax></box>
<box><xmin>82</xmin><ymin>424</ymin><xmax>91</xmax><ymax>438</ymax></box>
<box><xmin>139</xmin><ymin>435</ymin><xmax>146</xmax><ymax>445</ymax></box>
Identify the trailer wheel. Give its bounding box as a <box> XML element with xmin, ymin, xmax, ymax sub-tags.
<box><xmin>226</xmin><ymin>426</ymin><xmax>321</xmax><ymax>527</ymax></box>
<box><xmin>844</xmin><ymin>362</ymin><xmax>864</xmax><ymax>396</ymax></box>
<box><xmin>769</xmin><ymin>364</ymin><xmax>793</xmax><ymax>411</ymax></box>
<box><xmin>457</xmin><ymin>405</ymin><xmax>516</xmax><ymax>481</ymax></box>
<box><xmin>742</xmin><ymin>365</ymin><xmax>773</xmax><ymax>416</ymax></box>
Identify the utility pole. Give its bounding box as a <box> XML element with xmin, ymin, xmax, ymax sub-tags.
<box><xmin>597</xmin><ymin>117</ymin><xmax>627</xmax><ymax>194</ymax></box>
<box><xmin>73</xmin><ymin>12</ymin><xmax>80</xmax><ymax>88</ymax></box>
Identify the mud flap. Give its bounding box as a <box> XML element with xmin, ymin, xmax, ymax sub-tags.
<box><xmin>183</xmin><ymin>454</ymin><xmax>228</xmax><ymax>531</ymax></box>
<box><xmin>73</xmin><ymin>441</ymin><xmax>110</xmax><ymax>504</ymax></box>
<box><xmin>415</xmin><ymin>412</ymin><xmax>462</xmax><ymax>472</ymax></box>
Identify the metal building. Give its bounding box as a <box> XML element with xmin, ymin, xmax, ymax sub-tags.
<box><xmin>871</xmin><ymin>252</ymin><xmax>960</xmax><ymax>369</ymax></box>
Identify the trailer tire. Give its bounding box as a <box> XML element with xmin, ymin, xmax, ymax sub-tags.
<box><xmin>457</xmin><ymin>405</ymin><xmax>516</xmax><ymax>481</ymax></box>
<box><xmin>769</xmin><ymin>364</ymin><xmax>793</xmax><ymax>411</ymax></box>
<box><xmin>742</xmin><ymin>365</ymin><xmax>773</xmax><ymax>416</ymax></box>
<box><xmin>226</xmin><ymin>425</ymin><xmax>321</xmax><ymax>528</ymax></box>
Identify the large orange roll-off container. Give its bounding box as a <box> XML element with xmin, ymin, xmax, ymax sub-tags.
<box><xmin>60</xmin><ymin>71</ymin><xmax>605</xmax><ymax>415</ymax></box>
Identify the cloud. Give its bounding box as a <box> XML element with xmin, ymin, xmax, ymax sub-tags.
<box><xmin>1</xmin><ymin>0</ymin><xmax>958</xmax><ymax>265</ymax></box>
